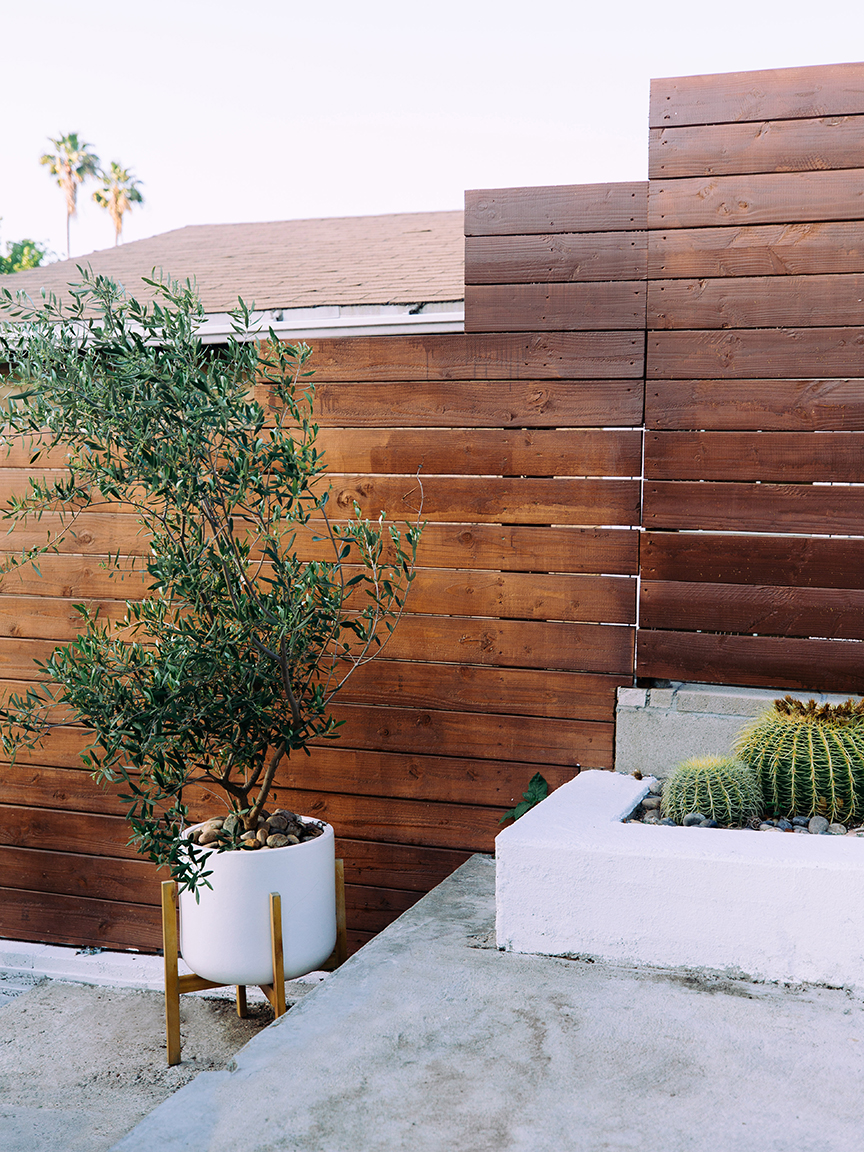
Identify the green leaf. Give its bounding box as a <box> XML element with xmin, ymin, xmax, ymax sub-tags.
<box><xmin>499</xmin><ymin>773</ymin><xmax>549</xmax><ymax>824</ymax></box>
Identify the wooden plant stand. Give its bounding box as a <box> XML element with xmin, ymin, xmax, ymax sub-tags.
<box><xmin>161</xmin><ymin>858</ymin><xmax>348</xmax><ymax>1065</ymax></box>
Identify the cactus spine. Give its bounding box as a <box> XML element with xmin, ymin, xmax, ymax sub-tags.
<box><xmin>661</xmin><ymin>755</ymin><xmax>761</xmax><ymax>827</ymax></box>
<box><xmin>734</xmin><ymin>696</ymin><xmax>864</xmax><ymax>822</ymax></box>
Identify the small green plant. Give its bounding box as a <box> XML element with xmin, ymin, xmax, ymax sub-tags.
<box><xmin>500</xmin><ymin>773</ymin><xmax>549</xmax><ymax>823</ymax></box>
<box><xmin>735</xmin><ymin>696</ymin><xmax>864</xmax><ymax>822</ymax></box>
<box><xmin>661</xmin><ymin>756</ymin><xmax>761</xmax><ymax>827</ymax></box>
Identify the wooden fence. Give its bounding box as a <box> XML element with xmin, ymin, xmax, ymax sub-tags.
<box><xmin>2</xmin><ymin>59</ymin><xmax>864</xmax><ymax>954</ymax></box>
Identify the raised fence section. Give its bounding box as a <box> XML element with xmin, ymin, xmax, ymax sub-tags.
<box><xmin>640</xmin><ymin>61</ymin><xmax>864</xmax><ymax>693</ymax></box>
<box><xmin>4</xmin><ymin>60</ymin><xmax>864</xmax><ymax>954</ymax></box>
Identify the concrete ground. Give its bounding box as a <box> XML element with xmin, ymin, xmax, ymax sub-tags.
<box><xmin>3</xmin><ymin>854</ymin><xmax>864</xmax><ymax>1151</ymax></box>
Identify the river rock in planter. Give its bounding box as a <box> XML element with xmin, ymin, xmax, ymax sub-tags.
<box><xmin>682</xmin><ymin>812</ymin><xmax>706</xmax><ymax>827</ymax></box>
<box><xmin>809</xmin><ymin>816</ymin><xmax>830</xmax><ymax>835</ymax></box>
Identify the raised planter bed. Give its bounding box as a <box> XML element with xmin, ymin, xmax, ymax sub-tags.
<box><xmin>495</xmin><ymin>771</ymin><xmax>864</xmax><ymax>987</ymax></box>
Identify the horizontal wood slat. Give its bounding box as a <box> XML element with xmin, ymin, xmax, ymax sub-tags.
<box><xmin>304</xmin><ymin>333</ymin><xmax>644</xmax><ymax>380</ymax></box>
<box><xmin>290</xmin><ymin>745</ymin><xmax>578</xmax><ymax>805</ymax></box>
<box><xmin>335</xmin><ymin>838</ymin><xmax>470</xmax><ymax>892</ymax></box>
<box><xmin>342</xmin><ymin>661</ymin><xmax>627</xmax><ymax>720</ymax></box>
<box><xmin>1</xmin><ymin>523</ymin><xmax>640</xmax><ymax>575</ymax></box>
<box><xmin>649</xmin><ymin>62</ymin><xmax>864</xmax><ymax>129</ymax></box>
<box><xmin>649</xmin><ymin>115</ymin><xmax>864</xmax><ymax>179</ymax></box>
<box><xmin>644</xmin><ymin>481</ymin><xmax>864</xmax><ymax>535</ymax></box>
<box><xmin>649</xmin><ymin>329</ymin><xmax>864</xmax><ymax>380</ymax></box>
<box><xmin>312</xmin><ymin>379</ymin><xmax>644</xmax><ymax>427</ymax></box>
<box><xmin>329</xmin><ymin>475</ymin><xmax>641</xmax><ymax>526</ymax></box>
<box><xmin>315</xmin><ymin>427</ymin><xmax>643</xmax><ymax>477</ymax></box>
<box><xmin>645</xmin><ymin>431</ymin><xmax>864</xmax><ymax>482</ymax></box>
<box><xmin>465</xmin><ymin>232</ymin><xmax>647</xmax><ymax>284</ymax></box>
<box><xmin>465</xmin><ymin>183</ymin><xmax>648</xmax><ymax>235</ymax></box>
<box><xmin>648</xmin><ymin>222</ymin><xmax>864</xmax><ymax>280</ymax></box>
<box><xmin>646</xmin><ymin>380</ymin><xmax>864</xmax><ymax>431</ymax></box>
<box><xmin>636</xmin><ymin>629</ymin><xmax>864</xmax><ymax>694</ymax></box>
<box><xmin>464</xmin><ymin>283</ymin><xmax>646</xmax><ymax>333</ymax></box>
<box><xmin>0</xmin><ymin>844</ymin><xmax>160</xmax><ymax>904</ymax></box>
<box><xmin>0</xmin><ymin>886</ymin><xmax>162</xmax><ymax>952</ymax></box>
<box><xmin>640</xmin><ymin>532</ymin><xmax>864</xmax><ymax>589</ymax></box>
<box><xmin>649</xmin><ymin>274</ymin><xmax>864</xmax><ymax>330</ymax></box>
<box><xmin>0</xmin><ymin>803</ymin><xmax>138</xmax><ymax>859</ymax></box>
<box><xmin>323</xmin><ymin>703</ymin><xmax>612</xmax><ymax>768</ymax></box>
<box><xmin>640</xmin><ymin>581</ymin><xmax>864</xmax><ymax>639</ymax></box>
<box><xmin>649</xmin><ymin>170</ymin><xmax>864</xmax><ymax>230</ymax></box>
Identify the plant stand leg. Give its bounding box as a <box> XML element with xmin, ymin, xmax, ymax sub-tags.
<box><xmin>258</xmin><ymin>891</ymin><xmax>287</xmax><ymax>1017</ymax></box>
<box><xmin>335</xmin><ymin>858</ymin><xmax>348</xmax><ymax>966</ymax></box>
<box><xmin>235</xmin><ymin>985</ymin><xmax>248</xmax><ymax>1018</ymax></box>
<box><xmin>161</xmin><ymin>880</ymin><xmax>182</xmax><ymax>1067</ymax></box>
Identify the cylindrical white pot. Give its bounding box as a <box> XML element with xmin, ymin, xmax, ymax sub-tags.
<box><xmin>179</xmin><ymin>818</ymin><xmax>337</xmax><ymax>986</ymax></box>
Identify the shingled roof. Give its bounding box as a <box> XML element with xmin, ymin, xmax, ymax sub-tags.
<box><xmin>0</xmin><ymin>211</ymin><xmax>466</xmax><ymax>339</ymax></box>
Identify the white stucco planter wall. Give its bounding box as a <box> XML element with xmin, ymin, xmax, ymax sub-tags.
<box><xmin>496</xmin><ymin>772</ymin><xmax>864</xmax><ymax>987</ymax></box>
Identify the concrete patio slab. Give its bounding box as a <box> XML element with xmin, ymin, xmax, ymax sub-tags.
<box><xmin>112</xmin><ymin>854</ymin><xmax>864</xmax><ymax>1152</ymax></box>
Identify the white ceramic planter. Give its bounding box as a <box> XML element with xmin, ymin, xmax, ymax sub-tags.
<box><xmin>179</xmin><ymin>817</ymin><xmax>337</xmax><ymax>985</ymax></box>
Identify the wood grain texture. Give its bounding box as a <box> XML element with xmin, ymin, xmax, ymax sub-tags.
<box><xmin>646</xmin><ymin>379</ymin><xmax>864</xmax><ymax>431</ymax></box>
<box><xmin>648</xmin><ymin>222</ymin><xmax>864</xmax><ymax>279</ymax></box>
<box><xmin>306</xmin><ymin>332</ymin><xmax>644</xmax><ymax>380</ymax></box>
<box><xmin>637</xmin><ymin>629</ymin><xmax>864</xmax><ymax>694</ymax></box>
<box><xmin>0</xmin><ymin>845</ymin><xmax>160</xmax><ymax>904</ymax></box>
<box><xmin>0</xmin><ymin>886</ymin><xmax>162</xmax><ymax>951</ymax></box>
<box><xmin>640</xmin><ymin>580</ymin><xmax>864</xmax><ymax>639</ymax></box>
<box><xmin>649</xmin><ymin>274</ymin><xmax>864</xmax><ymax>330</ymax></box>
<box><xmin>334</xmin><ymin>838</ymin><xmax>470</xmax><ymax>892</ymax></box>
<box><xmin>312</xmin><ymin>378</ymin><xmax>645</xmax><ymax>427</ymax></box>
<box><xmin>323</xmin><ymin>703</ymin><xmax>613</xmax><ymax>768</ymax></box>
<box><xmin>640</xmin><ymin>531</ymin><xmax>864</xmax><ymax>590</ymax></box>
<box><xmin>650</xmin><ymin>115</ymin><xmax>864</xmax><ymax>179</ymax></box>
<box><xmin>328</xmin><ymin>475</ymin><xmax>641</xmax><ymax>526</ymax></box>
<box><xmin>649</xmin><ymin>62</ymin><xmax>864</xmax><ymax>128</ymax></box>
<box><xmin>649</xmin><ymin>328</ymin><xmax>864</xmax><ymax>380</ymax></box>
<box><xmin>464</xmin><ymin>282</ymin><xmax>646</xmax><ymax>333</ymax></box>
<box><xmin>649</xmin><ymin>170</ymin><xmax>864</xmax><ymax>231</ymax></box>
<box><xmin>0</xmin><ymin>803</ymin><xmax>138</xmax><ymax>859</ymax></box>
<box><xmin>643</xmin><ymin>481</ymin><xmax>864</xmax><ymax>535</ymax></box>
<box><xmin>287</xmin><ymin>745</ymin><xmax>578</xmax><ymax>805</ymax></box>
<box><xmin>465</xmin><ymin>183</ymin><xmax>648</xmax><ymax>235</ymax></box>
<box><xmin>315</xmin><ymin>427</ymin><xmax>643</xmax><ymax>477</ymax></box>
<box><xmin>465</xmin><ymin>232</ymin><xmax>647</xmax><ymax>285</ymax></box>
<box><xmin>341</xmin><ymin>661</ymin><xmax>627</xmax><ymax>720</ymax></box>
<box><xmin>645</xmin><ymin>431</ymin><xmax>864</xmax><ymax>482</ymax></box>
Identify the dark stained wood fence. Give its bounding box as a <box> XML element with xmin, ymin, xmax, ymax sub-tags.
<box><xmin>4</xmin><ymin>59</ymin><xmax>864</xmax><ymax>956</ymax></box>
<box><xmin>641</xmin><ymin>60</ymin><xmax>864</xmax><ymax>693</ymax></box>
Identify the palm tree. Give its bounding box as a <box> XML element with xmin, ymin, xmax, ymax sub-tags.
<box><xmin>40</xmin><ymin>133</ymin><xmax>100</xmax><ymax>259</ymax></box>
<box><xmin>93</xmin><ymin>162</ymin><xmax>144</xmax><ymax>246</ymax></box>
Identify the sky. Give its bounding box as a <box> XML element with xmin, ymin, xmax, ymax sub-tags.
<box><xmin>3</xmin><ymin>0</ymin><xmax>864</xmax><ymax>262</ymax></box>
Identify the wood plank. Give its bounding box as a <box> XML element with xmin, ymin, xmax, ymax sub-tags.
<box><xmin>0</xmin><ymin>845</ymin><xmax>160</xmax><ymax>904</ymax></box>
<box><xmin>323</xmin><ymin>703</ymin><xmax>612</xmax><ymax>768</ymax></box>
<box><xmin>0</xmin><ymin>886</ymin><xmax>162</xmax><ymax>951</ymax></box>
<box><xmin>648</xmin><ymin>221</ymin><xmax>864</xmax><ymax>280</ymax></box>
<box><xmin>637</xmin><ymin>629</ymin><xmax>864</xmax><ymax>694</ymax></box>
<box><xmin>0</xmin><ymin>803</ymin><xmax>138</xmax><ymax>859</ymax></box>
<box><xmin>343</xmin><ymin>884</ymin><xmax>422</xmax><ymax>933</ymax></box>
<box><xmin>464</xmin><ymin>283</ymin><xmax>646</xmax><ymax>333</ymax></box>
<box><xmin>645</xmin><ymin>431</ymin><xmax>864</xmax><ymax>482</ymax></box>
<box><xmin>0</xmin><ymin>512</ymin><xmax>150</xmax><ymax>557</ymax></box>
<box><xmin>335</xmin><ymin>838</ymin><xmax>470</xmax><ymax>892</ymax></box>
<box><xmin>405</xmin><ymin>569</ymin><xmax>636</xmax><ymax>624</ymax></box>
<box><xmin>464</xmin><ymin>182</ymin><xmax>648</xmax><ymax>235</ymax></box>
<box><xmin>649</xmin><ymin>170</ymin><xmax>864</xmax><ymax>231</ymax></box>
<box><xmin>1</xmin><ymin>523</ymin><xmax>640</xmax><ymax>579</ymax></box>
<box><xmin>304</xmin><ymin>332</ymin><xmax>644</xmax><ymax>380</ymax></box>
<box><xmin>328</xmin><ymin>475</ymin><xmax>641</xmax><ymax>526</ymax></box>
<box><xmin>464</xmin><ymin>232</ymin><xmax>647</xmax><ymax>285</ymax></box>
<box><xmin>0</xmin><ymin>555</ymin><xmax>148</xmax><ymax>598</ymax></box>
<box><xmin>650</xmin><ymin>115</ymin><xmax>864</xmax><ymax>179</ymax></box>
<box><xmin>643</xmin><ymin>481</ymin><xmax>864</xmax><ymax>535</ymax></box>
<box><xmin>342</xmin><ymin>661</ymin><xmax>626</xmax><ymax>721</ymax></box>
<box><xmin>251</xmin><ymin>787</ymin><xmax>516</xmax><ymax>852</ymax></box>
<box><xmin>0</xmin><ymin>723</ymin><xmax>93</xmax><ymax>768</ymax></box>
<box><xmin>378</xmin><ymin>616</ymin><xmax>635</xmax><ymax>674</ymax></box>
<box><xmin>312</xmin><ymin>379</ymin><xmax>644</xmax><ymax>427</ymax></box>
<box><xmin>641</xmin><ymin>531</ymin><xmax>864</xmax><ymax>591</ymax></box>
<box><xmin>315</xmin><ymin>428</ymin><xmax>643</xmax><ymax>477</ymax></box>
<box><xmin>649</xmin><ymin>274</ymin><xmax>864</xmax><ymax>330</ymax></box>
<box><xmin>0</xmin><ymin>595</ymin><xmax>127</xmax><ymax>641</ymax></box>
<box><xmin>649</xmin><ymin>329</ymin><xmax>864</xmax><ymax>380</ymax></box>
<box><xmin>0</xmin><ymin>762</ymin><xmax>126</xmax><ymax>816</ymax></box>
<box><xmin>640</xmin><ymin>580</ymin><xmax>864</xmax><ymax>639</ymax></box>
<box><xmin>646</xmin><ymin>379</ymin><xmax>864</xmax><ymax>431</ymax></box>
<box><xmin>649</xmin><ymin>62</ymin><xmax>864</xmax><ymax>129</ymax></box>
<box><xmin>288</xmin><ymin>745</ymin><xmax>579</xmax><ymax>805</ymax></box>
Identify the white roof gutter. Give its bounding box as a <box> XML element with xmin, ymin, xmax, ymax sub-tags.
<box><xmin>197</xmin><ymin>300</ymin><xmax>464</xmax><ymax>344</ymax></box>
